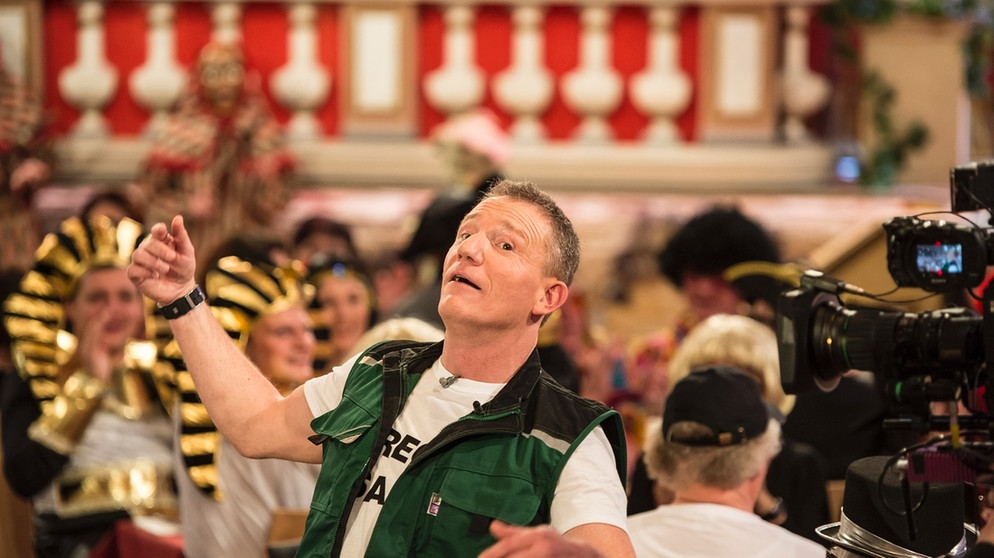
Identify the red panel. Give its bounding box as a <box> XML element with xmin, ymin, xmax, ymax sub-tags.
<box><xmin>678</xmin><ymin>8</ymin><xmax>700</xmax><ymax>142</ymax></box>
<box><xmin>418</xmin><ymin>5</ymin><xmax>445</xmax><ymax>136</ymax></box>
<box><xmin>43</xmin><ymin>1</ymin><xmax>78</xmax><ymax>135</ymax></box>
<box><xmin>242</xmin><ymin>4</ymin><xmax>289</xmax><ymax>123</ymax></box>
<box><xmin>315</xmin><ymin>7</ymin><xmax>339</xmax><ymax>136</ymax></box>
<box><xmin>104</xmin><ymin>2</ymin><xmax>149</xmax><ymax>135</ymax></box>
<box><xmin>173</xmin><ymin>3</ymin><xmax>212</xmax><ymax>65</ymax></box>
<box><xmin>610</xmin><ymin>6</ymin><xmax>649</xmax><ymax>141</ymax></box>
<box><xmin>476</xmin><ymin>5</ymin><xmax>512</xmax><ymax>129</ymax></box>
<box><xmin>543</xmin><ymin>6</ymin><xmax>581</xmax><ymax>140</ymax></box>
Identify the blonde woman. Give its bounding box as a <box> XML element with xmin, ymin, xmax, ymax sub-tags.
<box><xmin>631</xmin><ymin>313</ymin><xmax>830</xmax><ymax>544</ymax></box>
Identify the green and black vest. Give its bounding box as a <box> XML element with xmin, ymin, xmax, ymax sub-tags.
<box><xmin>296</xmin><ymin>340</ymin><xmax>626</xmax><ymax>557</ymax></box>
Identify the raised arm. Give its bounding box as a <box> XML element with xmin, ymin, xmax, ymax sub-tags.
<box><xmin>128</xmin><ymin>216</ymin><xmax>320</xmax><ymax>463</ymax></box>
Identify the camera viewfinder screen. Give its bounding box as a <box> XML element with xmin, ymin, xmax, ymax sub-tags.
<box><xmin>916</xmin><ymin>243</ymin><xmax>963</xmax><ymax>276</ymax></box>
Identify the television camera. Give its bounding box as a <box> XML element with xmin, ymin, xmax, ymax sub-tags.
<box><xmin>776</xmin><ymin>161</ymin><xmax>994</xmax><ymax>524</ymax></box>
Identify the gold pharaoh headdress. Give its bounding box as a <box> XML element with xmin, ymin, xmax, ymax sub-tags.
<box><xmin>2</xmin><ymin>216</ymin><xmax>162</xmax><ymax>408</ymax></box>
<box><xmin>166</xmin><ymin>255</ymin><xmax>314</xmax><ymax>498</ymax></box>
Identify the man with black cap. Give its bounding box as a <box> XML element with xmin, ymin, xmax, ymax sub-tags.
<box><xmin>628</xmin><ymin>365</ymin><xmax>825</xmax><ymax>557</ymax></box>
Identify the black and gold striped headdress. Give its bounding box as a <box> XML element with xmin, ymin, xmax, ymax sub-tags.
<box><xmin>166</xmin><ymin>255</ymin><xmax>313</xmax><ymax>498</ymax></box>
<box><xmin>2</xmin><ymin>216</ymin><xmax>164</xmax><ymax>409</ymax></box>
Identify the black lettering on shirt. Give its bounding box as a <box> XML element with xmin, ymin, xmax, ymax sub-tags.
<box><xmin>363</xmin><ymin>475</ymin><xmax>387</xmax><ymax>504</ymax></box>
<box><xmin>382</xmin><ymin>429</ymin><xmax>401</xmax><ymax>459</ymax></box>
<box><xmin>391</xmin><ymin>434</ymin><xmax>421</xmax><ymax>463</ymax></box>
<box><xmin>357</xmin><ymin>427</ymin><xmax>426</xmax><ymax>508</ymax></box>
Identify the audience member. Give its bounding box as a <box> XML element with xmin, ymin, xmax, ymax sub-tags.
<box><xmin>348</xmin><ymin>316</ymin><xmax>444</xmax><ymax>356</ymax></box>
<box><xmin>368</xmin><ymin>248</ymin><xmax>417</xmax><ymax>318</ymax></box>
<box><xmin>2</xmin><ymin>216</ymin><xmax>175</xmax><ymax>557</ymax></box>
<box><xmin>166</xmin><ymin>254</ymin><xmax>320</xmax><ymax>558</ymax></box>
<box><xmin>307</xmin><ymin>256</ymin><xmax>378</xmax><ymax>373</ymax></box>
<box><xmin>79</xmin><ymin>188</ymin><xmax>143</xmax><ymax>225</ymax></box>
<box><xmin>0</xmin><ymin>268</ymin><xmax>33</xmax><ymax>558</ymax></box>
<box><xmin>0</xmin><ymin>62</ymin><xmax>52</xmax><ymax>270</ymax></box>
<box><xmin>625</xmin><ymin>205</ymin><xmax>783</xmax><ymax>416</ymax></box>
<box><xmin>628</xmin><ymin>366</ymin><xmax>825</xmax><ymax>557</ymax></box>
<box><xmin>535</xmin><ymin>307</ymin><xmax>582</xmax><ymax>393</ymax></box>
<box><xmin>817</xmin><ymin>456</ymin><xmax>975</xmax><ymax>557</ymax></box>
<box><xmin>783</xmin><ymin>370</ymin><xmax>900</xmax><ymax>480</ymax></box>
<box><xmin>291</xmin><ymin>216</ymin><xmax>359</xmax><ymax>266</ymax></box>
<box><xmin>627</xmin><ymin>313</ymin><xmax>830</xmax><ymax>544</ymax></box>
<box><xmin>392</xmin><ymin>109</ymin><xmax>509</xmax><ymax>328</ymax></box>
<box><xmin>127</xmin><ymin>179</ymin><xmax>632</xmax><ymax>556</ymax></box>
<box><xmin>195</xmin><ymin>229</ymin><xmax>291</xmax><ymax>286</ymax></box>
<box><xmin>138</xmin><ymin>40</ymin><xmax>295</xmax><ymax>269</ymax></box>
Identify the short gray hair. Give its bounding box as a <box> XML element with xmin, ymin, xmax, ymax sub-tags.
<box><xmin>481</xmin><ymin>179</ymin><xmax>580</xmax><ymax>286</ymax></box>
<box><xmin>644</xmin><ymin>418</ymin><xmax>782</xmax><ymax>492</ymax></box>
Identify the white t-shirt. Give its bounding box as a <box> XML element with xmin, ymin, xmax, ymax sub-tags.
<box><xmin>304</xmin><ymin>355</ymin><xmax>628</xmax><ymax>556</ymax></box>
<box><xmin>628</xmin><ymin>502</ymin><xmax>826</xmax><ymax>557</ymax></box>
<box><xmin>177</xmin><ymin>436</ymin><xmax>321</xmax><ymax>558</ymax></box>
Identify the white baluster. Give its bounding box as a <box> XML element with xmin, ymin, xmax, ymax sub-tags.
<box><xmin>58</xmin><ymin>0</ymin><xmax>118</xmax><ymax>138</ymax></box>
<box><xmin>212</xmin><ymin>2</ymin><xmax>242</xmax><ymax>45</ymax></box>
<box><xmin>561</xmin><ymin>6</ymin><xmax>623</xmax><ymax>143</ymax></box>
<box><xmin>492</xmin><ymin>6</ymin><xmax>553</xmax><ymax>143</ymax></box>
<box><xmin>630</xmin><ymin>6</ymin><xmax>691</xmax><ymax>145</ymax></box>
<box><xmin>129</xmin><ymin>2</ymin><xmax>187</xmax><ymax>138</ymax></box>
<box><xmin>271</xmin><ymin>3</ymin><xmax>330</xmax><ymax>141</ymax></box>
<box><xmin>781</xmin><ymin>5</ymin><xmax>830</xmax><ymax>143</ymax></box>
<box><xmin>423</xmin><ymin>5</ymin><xmax>485</xmax><ymax>118</ymax></box>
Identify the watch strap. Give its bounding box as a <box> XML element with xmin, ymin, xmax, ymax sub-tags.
<box><xmin>158</xmin><ymin>285</ymin><xmax>206</xmax><ymax>320</ymax></box>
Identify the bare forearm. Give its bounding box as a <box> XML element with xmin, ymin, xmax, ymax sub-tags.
<box><xmin>169</xmin><ymin>303</ymin><xmax>285</xmax><ymax>456</ymax></box>
<box><xmin>129</xmin><ymin>216</ymin><xmax>319</xmax><ymax>461</ymax></box>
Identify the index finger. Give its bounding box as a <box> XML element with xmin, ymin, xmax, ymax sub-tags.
<box><xmin>479</xmin><ymin>521</ymin><xmax>531</xmax><ymax>558</ymax></box>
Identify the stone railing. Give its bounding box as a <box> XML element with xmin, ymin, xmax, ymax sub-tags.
<box><xmin>40</xmin><ymin>0</ymin><xmax>835</xmax><ymax>191</ymax></box>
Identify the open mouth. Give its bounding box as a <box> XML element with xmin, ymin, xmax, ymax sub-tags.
<box><xmin>451</xmin><ymin>275</ymin><xmax>481</xmax><ymax>290</ymax></box>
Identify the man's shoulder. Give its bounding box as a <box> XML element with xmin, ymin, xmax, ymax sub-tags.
<box><xmin>532</xmin><ymin>372</ymin><xmax>616</xmax><ymax>421</ymax></box>
<box><xmin>357</xmin><ymin>339</ymin><xmax>439</xmax><ymax>363</ymax></box>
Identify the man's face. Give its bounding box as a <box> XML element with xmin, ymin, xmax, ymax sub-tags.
<box><xmin>681</xmin><ymin>272</ymin><xmax>744</xmax><ymax>323</ymax></box>
<box><xmin>438</xmin><ymin>196</ymin><xmax>559</xmax><ymax>330</ymax></box>
<box><xmin>65</xmin><ymin>266</ymin><xmax>145</xmax><ymax>352</ymax></box>
<box><xmin>246</xmin><ymin>305</ymin><xmax>315</xmax><ymax>387</ymax></box>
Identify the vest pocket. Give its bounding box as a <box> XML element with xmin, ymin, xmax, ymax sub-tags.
<box><xmin>308</xmin><ymin>421</ymin><xmax>373</xmax><ymax>513</ymax></box>
<box><xmin>414</xmin><ymin>469</ymin><xmax>543</xmax><ymax>555</ymax></box>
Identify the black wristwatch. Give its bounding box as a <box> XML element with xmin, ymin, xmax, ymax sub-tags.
<box><xmin>158</xmin><ymin>285</ymin><xmax>206</xmax><ymax>320</ymax></box>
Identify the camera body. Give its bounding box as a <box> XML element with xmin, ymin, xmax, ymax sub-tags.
<box><xmin>952</xmin><ymin>159</ymin><xmax>994</xmax><ymax>213</ymax></box>
<box><xmin>778</xmin><ymin>159</ymin><xmax>994</xmax><ymax>538</ymax></box>
<box><xmin>778</xmin><ymin>160</ymin><xmax>994</xmax><ymax>427</ymax></box>
<box><xmin>884</xmin><ymin>216</ymin><xmax>989</xmax><ymax>292</ymax></box>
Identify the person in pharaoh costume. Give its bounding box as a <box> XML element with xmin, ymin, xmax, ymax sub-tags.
<box><xmin>0</xmin><ymin>59</ymin><xmax>52</xmax><ymax>270</ymax></box>
<box><xmin>137</xmin><ymin>41</ymin><xmax>295</xmax><ymax>269</ymax></box>
<box><xmin>1</xmin><ymin>216</ymin><xmax>176</xmax><ymax>558</ymax></box>
<box><xmin>162</xmin><ymin>253</ymin><xmax>321</xmax><ymax>558</ymax></box>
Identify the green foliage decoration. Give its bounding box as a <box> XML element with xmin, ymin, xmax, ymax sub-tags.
<box><xmin>822</xmin><ymin>0</ymin><xmax>993</xmax><ymax>186</ymax></box>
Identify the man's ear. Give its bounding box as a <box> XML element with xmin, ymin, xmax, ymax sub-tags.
<box><xmin>533</xmin><ymin>280</ymin><xmax>569</xmax><ymax>319</ymax></box>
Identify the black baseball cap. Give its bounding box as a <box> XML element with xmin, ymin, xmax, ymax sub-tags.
<box><xmin>662</xmin><ymin>365</ymin><xmax>770</xmax><ymax>446</ymax></box>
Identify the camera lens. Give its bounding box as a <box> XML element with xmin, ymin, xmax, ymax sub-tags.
<box><xmin>808</xmin><ymin>300</ymin><xmax>982</xmax><ymax>383</ymax></box>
